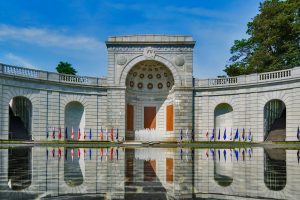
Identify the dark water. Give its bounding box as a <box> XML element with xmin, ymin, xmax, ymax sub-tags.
<box><xmin>0</xmin><ymin>146</ymin><xmax>299</xmax><ymax>199</ymax></box>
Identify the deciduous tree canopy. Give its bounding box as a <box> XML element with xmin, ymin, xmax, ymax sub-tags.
<box><xmin>225</xmin><ymin>0</ymin><xmax>300</xmax><ymax>77</ymax></box>
<box><xmin>56</xmin><ymin>61</ymin><xmax>77</xmax><ymax>75</ymax></box>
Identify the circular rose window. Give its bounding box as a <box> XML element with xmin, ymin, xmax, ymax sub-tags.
<box><xmin>147</xmin><ymin>83</ymin><xmax>153</xmax><ymax>89</ymax></box>
<box><xmin>139</xmin><ymin>74</ymin><xmax>144</xmax><ymax>78</ymax></box>
<box><xmin>158</xmin><ymin>83</ymin><xmax>163</xmax><ymax>89</ymax></box>
<box><xmin>148</xmin><ymin>74</ymin><xmax>153</xmax><ymax>79</ymax></box>
<box><xmin>138</xmin><ymin>82</ymin><xmax>143</xmax><ymax>89</ymax></box>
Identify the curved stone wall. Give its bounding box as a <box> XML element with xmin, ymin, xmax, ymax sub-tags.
<box><xmin>0</xmin><ymin>35</ymin><xmax>299</xmax><ymax>142</ymax></box>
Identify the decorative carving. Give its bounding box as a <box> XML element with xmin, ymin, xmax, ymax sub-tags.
<box><xmin>147</xmin><ymin>83</ymin><xmax>153</xmax><ymax>89</ymax></box>
<box><xmin>148</xmin><ymin>74</ymin><xmax>153</xmax><ymax>79</ymax></box>
<box><xmin>143</xmin><ymin>47</ymin><xmax>155</xmax><ymax>58</ymax></box>
<box><xmin>158</xmin><ymin>83</ymin><xmax>163</xmax><ymax>89</ymax></box>
<box><xmin>138</xmin><ymin>82</ymin><xmax>143</xmax><ymax>89</ymax></box>
<box><xmin>156</xmin><ymin>74</ymin><xmax>161</xmax><ymax>79</ymax></box>
<box><xmin>116</xmin><ymin>55</ymin><xmax>127</xmax><ymax>65</ymax></box>
<box><xmin>174</xmin><ymin>55</ymin><xmax>185</xmax><ymax>66</ymax></box>
<box><xmin>139</xmin><ymin>74</ymin><xmax>144</xmax><ymax>79</ymax></box>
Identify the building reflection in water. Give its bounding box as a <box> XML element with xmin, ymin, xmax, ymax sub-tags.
<box><xmin>264</xmin><ymin>149</ymin><xmax>287</xmax><ymax>191</ymax></box>
<box><xmin>1</xmin><ymin>147</ymin><xmax>300</xmax><ymax>199</ymax></box>
<box><xmin>214</xmin><ymin>149</ymin><xmax>233</xmax><ymax>187</ymax></box>
<box><xmin>8</xmin><ymin>147</ymin><xmax>32</xmax><ymax>190</ymax></box>
<box><xmin>64</xmin><ymin>148</ymin><xmax>84</xmax><ymax>187</ymax></box>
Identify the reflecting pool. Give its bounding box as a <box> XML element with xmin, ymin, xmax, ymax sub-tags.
<box><xmin>0</xmin><ymin>146</ymin><xmax>299</xmax><ymax>199</ymax></box>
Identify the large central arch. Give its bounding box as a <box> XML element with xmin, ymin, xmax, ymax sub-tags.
<box><xmin>125</xmin><ymin>60</ymin><xmax>175</xmax><ymax>141</ymax></box>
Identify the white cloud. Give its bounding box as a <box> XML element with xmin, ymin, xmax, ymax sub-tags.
<box><xmin>3</xmin><ymin>53</ymin><xmax>36</xmax><ymax>69</ymax></box>
<box><xmin>0</xmin><ymin>24</ymin><xmax>104</xmax><ymax>50</ymax></box>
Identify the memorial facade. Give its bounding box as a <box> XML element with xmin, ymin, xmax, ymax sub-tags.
<box><xmin>0</xmin><ymin>35</ymin><xmax>299</xmax><ymax>142</ymax></box>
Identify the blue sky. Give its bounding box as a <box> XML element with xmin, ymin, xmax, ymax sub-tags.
<box><xmin>0</xmin><ymin>0</ymin><xmax>262</xmax><ymax>78</ymax></box>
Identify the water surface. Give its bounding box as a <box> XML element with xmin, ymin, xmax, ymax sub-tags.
<box><xmin>0</xmin><ymin>146</ymin><xmax>299</xmax><ymax>199</ymax></box>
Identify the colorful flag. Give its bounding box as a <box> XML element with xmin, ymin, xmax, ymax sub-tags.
<box><xmin>205</xmin><ymin>129</ymin><xmax>209</xmax><ymax>139</ymax></box>
<box><xmin>65</xmin><ymin>127</ymin><xmax>68</xmax><ymax>139</ymax></box>
<box><xmin>180</xmin><ymin>148</ymin><xmax>183</xmax><ymax>160</ymax></box>
<box><xmin>234</xmin><ymin>128</ymin><xmax>239</xmax><ymax>140</ymax></box>
<box><xmin>223</xmin><ymin>128</ymin><xmax>227</xmax><ymax>141</ymax></box>
<box><xmin>52</xmin><ymin>127</ymin><xmax>55</xmax><ymax>139</ymax></box>
<box><xmin>84</xmin><ymin>129</ymin><xmax>87</xmax><ymax>140</ymax></box>
<box><xmin>100</xmin><ymin>148</ymin><xmax>104</xmax><ymax>157</ymax></box>
<box><xmin>110</xmin><ymin>148</ymin><xmax>113</xmax><ymax>160</ymax></box>
<box><xmin>106</xmin><ymin>128</ymin><xmax>108</xmax><ymax>141</ymax></box>
<box><xmin>71</xmin><ymin>149</ymin><xmax>74</xmax><ymax>162</ymax></box>
<box><xmin>100</xmin><ymin>127</ymin><xmax>103</xmax><ymax>141</ymax></box>
<box><xmin>211</xmin><ymin>128</ymin><xmax>215</xmax><ymax>141</ymax></box>
<box><xmin>234</xmin><ymin>149</ymin><xmax>239</xmax><ymax>161</ymax></box>
<box><xmin>78</xmin><ymin>128</ymin><xmax>81</xmax><ymax>140</ymax></box>
<box><xmin>78</xmin><ymin>149</ymin><xmax>80</xmax><ymax>158</ymax></box>
<box><xmin>110</xmin><ymin>128</ymin><xmax>114</xmax><ymax>141</ymax></box>
<box><xmin>205</xmin><ymin>149</ymin><xmax>209</xmax><ymax>158</ymax></box>
<box><xmin>218</xmin><ymin>128</ymin><xmax>220</xmax><ymax>140</ymax></box>
<box><xmin>248</xmin><ymin>129</ymin><xmax>252</xmax><ymax>141</ymax></box>
<box><xmin>223</xmin><ymin>149</ymin><xmax>227</xmax><ymax>161</ymax></box>
<box><xmin>58</xmin><ymin>148</ymin><xmax>62</xmax><ymax>159</ymax></box>
<box><xmin>89</xmin><ymin>148</ymin><xmax>92</xmax><ymax>160</ymax></box>
<box><xmin>71</xmin><ymin>126</ymin><xmax>74</xmax><ymax>140</ymax></box>
<box><xmin>180</xmin><ymin>129</ymin><xmax>183</xmax><ymax>142</ymax></box>
<box><xmin>52</xmin><ymin>149</ymin><xmax>55</xmax><ymax>157</ymax></box>
<box><xmin>242</xmin><ymin>128</ymin><xmax>245</xmax><ymax>141</ymax></box>
<box><xmin>116</xmin><ymin>148</ymin><xmax>119</xmax><ymax>160</ymax></box>
<box><xmin>218</xmin><ymin>149</ymin><xmax>220</xmax><ymax>161</ymax></box>
<box><xmin>58</xmin><ymin>127</ymin><xmax>62</xmax><ymax>140</ymax></box>
<box><xmin>89</xmin><ymin>128</ymin><xmax>92</xmax><ymax>140</ymax></box>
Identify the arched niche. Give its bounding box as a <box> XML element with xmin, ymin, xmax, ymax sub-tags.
<box><xmin>65</xmin><ymin>101</ymin><xmax>85</xmax><ymax>140</ymax></box>
<box><xmin>214</xmin><ymin>103</ymin><xmax>233</xmax><ymax>141</ymax></box>
<box><xmin>9</xmin><ymin>96</ymin><xmax>32</xmax><ymax>140</ymax></box>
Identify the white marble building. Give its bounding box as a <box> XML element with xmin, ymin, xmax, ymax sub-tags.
<box><xmin>0</xmin><ymin>35</ymin><xmax>299</xmax><ymax>142</ymax></box>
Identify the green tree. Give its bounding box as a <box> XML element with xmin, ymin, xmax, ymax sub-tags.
<box><xmin>225</xmin><ymin>0</ymin><xmax>300</xmax><ymax>77</ymax></box>
<box><xmin>56</xmin><ymin>61</ymin><xmax>77</xmax><ymax>75</ymax></box>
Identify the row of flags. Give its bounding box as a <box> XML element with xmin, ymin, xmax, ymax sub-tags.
<box><xmin>45</xmin><ymin>127</ymin><xmax>119</xmax><ymax>141</ymax></box>
<box><xmin>206</xmin><ymin>128</ymin><xmax>252</xmax><ymax>141</ymax></box>
<box><xmin>45</xmin><ymin>147</ymin><xmax>300</xmax><ymax>164</ymax></box>
<box><xmin>46</xmin><ymin>148</ymin><xmax>119</xmax><ymax>161</ymax></box>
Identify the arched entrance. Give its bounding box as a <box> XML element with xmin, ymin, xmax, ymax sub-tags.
<box><xmin>214</xmin><ymin>103</ymin><xmax>233</xmax><ymax>141</ymax></box>
<box><xmin>125</xmin><ymin>60</ymin><xmax>175</xmax><ymax>141</ymax></box>
<box><xmin>65</xmin><ymin>102</ymin><xmax>85</xmax><ymax>140</ymax></box>
<box><xmin>264</xmin><ymin>99</ymin><xmax>286</xmax><ymax>141</ymax></box>
<box><xmin>9</xmin><ymin>96</ymin><xmax>32</xmax><ymax>140</ymax></box>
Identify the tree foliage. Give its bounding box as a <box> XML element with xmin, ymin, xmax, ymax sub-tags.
<box><xmin>225</xmin><ymin>0</ymin><xmax>300</xmax><ymax>77</ymax></box>
<box><xmin>56</xmin><ymin>61</ymin><xmax>77</xmax><ymax>75</ymax></box>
